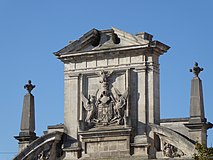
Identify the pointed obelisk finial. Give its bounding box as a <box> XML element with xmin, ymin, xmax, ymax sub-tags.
<box><xmin>190</xmin><ymin>62</ymin><xmax>203</xmax><ymax>78</ymax></box>
<box><xmin>14</xmin><ymin>80</ymin><xmax>37</xmax><ymax>152</ymax></box>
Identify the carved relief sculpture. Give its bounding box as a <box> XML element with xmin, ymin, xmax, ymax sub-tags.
<box><xmin>163</xmin><ymin>142</ymin><xmax>184</xmax><ymax>158</ymax></box>
<box><xmin>37</xmin><ymin>150</ymin><xmax>50</xmax><ymax>160</ymax></box>
<box><xmin>82</xmin><ymin>94</ymin><xmax>96</xmax><ymax>124</ymax></box>
<box><xmin>82</xmin><ymin>70</ymin><xmax>128</xmax><ymax>128</ymax></box>
<box><xmin>112</xmin><ymin>88</ymin><xmax>128</xmax><ymax>125</ymax></box>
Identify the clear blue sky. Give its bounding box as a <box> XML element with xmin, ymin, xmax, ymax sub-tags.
<box><xmin>0</xmin><ymin>1</ymin><xmax>213</xmax><ymax>159</ymax></box>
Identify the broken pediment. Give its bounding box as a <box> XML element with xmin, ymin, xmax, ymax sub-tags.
<box><xmin>54</xmin><ymin>27</ymin><xmax>169</xmax><ymax>59</ymax></box>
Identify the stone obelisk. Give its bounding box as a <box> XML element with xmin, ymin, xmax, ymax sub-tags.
<box><xmin>189</xmin><ymin>62</ymin><xmax>205</xmax><ymax>123</ymax></box>
<box><xmin>185</xmin><ymin>62</ymin><xmax>212</xmax><ymax>146</ymax></box>
<box><xmin>14</xmin><ymin>80</ymin><xmax>37</xmax><ymax>152</ymax></box>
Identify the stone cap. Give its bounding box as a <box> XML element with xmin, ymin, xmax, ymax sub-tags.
<box><xmin>14</xmin><ymin>132</ymin><xmax>37</xmax><ymax>142</ymax></box>
<box><xmin>48</xmin><ymin>123</ymin><xmax>64</xmax><ymax>129</ymax></box>
<box><xmin>135</xmin><ymin>32</ymin><xmax>153</xmax><ymax>41</ymax></box>
<box><xmin>47</xmin><ymin>123</ymin><xmax>64</xmax><ymax>134</ymax></box>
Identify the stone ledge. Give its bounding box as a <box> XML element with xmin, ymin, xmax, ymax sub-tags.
<box><xmin>160</xmin><ymin>117</ymin><xmax>190</xmax><ymax>123</ymax></box>
<box><xmin>80</xmin><ymin>155</ymin><xmax>145</xmax><ymax>160</ymax></box>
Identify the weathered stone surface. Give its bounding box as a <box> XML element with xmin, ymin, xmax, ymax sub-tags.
<box><xmin>150</xmin><ymin>123</ymin><xmax>196</xmax><ymax>158</ymax></box>
<box><xmin>161</xmin><ymin>118</ymin><xmax>190</xmax><ymax>139</ymax></box>
<box><xmin>55</xmin><ymin>28</ymin><xmax>170</xmax><ymax>159</ymax></box>
<box><xmin>13</xmin><ymin>131</ymin><xmax>63</xmax><ymax>160</ymax></box>
<box><xmin>14</xmin><ymin>28</ymin><xmax>213</xmax><ymax>159</ymax></box>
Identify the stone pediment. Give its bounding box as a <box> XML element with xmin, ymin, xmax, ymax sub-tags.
<box><xmin>54</xmin><ymin>27</ymin><xmax>169</xmax><ymax>58</ymax></box>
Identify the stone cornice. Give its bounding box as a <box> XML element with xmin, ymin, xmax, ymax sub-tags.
<box><xmin>185</xmin><ymin>121</ymin><xmax>213</xmax><ymax>130</ymax></box>
<box><xmin>55</xmin><ymin>45</ymin><xmax>148</xmax><ymax>62</ymax></box>
<box><xmin>151</xmin><ymin>40</ymin><xmax>170</xmax><ymax>55</ymax></box>
<box><xmin>54</xmin><ymin>28</ymin><xmax>170</xmax><ymax>64</ymax></box>
<box><xmin>64</xmin><ymin>64</ymin><xmax>146</xmax><ymax>76</ymax></box>
<box><xmin>56</xmin><ymin>43</ymin><xmax>169</xmax><ymax>63</ymax></box>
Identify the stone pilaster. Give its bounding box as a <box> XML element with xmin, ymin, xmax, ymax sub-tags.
<box><xmin>146</xmin><ymin>54</ymin><xmax>161</xmax><ymax>159</ymax></box>
<box><xmin>63</xmin><ymin>74</ymin><xmax>81</xmax><ymax>159</ymax></box>
<box><xmin>136</xmin><ymin>68</ymin><xmax>147</xmax><ymax>135</ymax></box>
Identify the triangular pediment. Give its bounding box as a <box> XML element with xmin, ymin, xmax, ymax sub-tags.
<box><xmin>55</xmin><ymin>27</ymin><xmax>153</xmax><ymax>56</ymax></box>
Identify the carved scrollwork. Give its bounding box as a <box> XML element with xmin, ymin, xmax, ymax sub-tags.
<box><xmin>163</xmin><ymin>142</ymin><xmax>184</xmax><ymax>158</ymax></box>
<box><xmin>81</xmin><ymin>70</ymin><xmax>128</xmax><ymax>128</ymax></box>
<box><xmin>37</xmin><ymin>150</ymin><xmax>50</xmax><ymax>160</ymax></box>
<box><xmin>34</xmin><ymin>141</ymin><xmax>63</xmax><ymax>160</ymax></box>
<box><xmin>34</xmin><ymin>143</ymin><xmax>52</xmax><ymax>160</ymax></box>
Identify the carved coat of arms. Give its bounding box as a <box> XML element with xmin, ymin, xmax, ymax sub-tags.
<box><xmin>82</xmin><ymin>70</ymin><xmax>128</xmax><ymax>127</ymax></box>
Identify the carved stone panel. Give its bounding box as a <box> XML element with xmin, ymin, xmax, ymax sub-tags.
<box><xmin>81</xmin><ymin>70</ymin><xmax>129</xmax><ymax>129</ymax></box>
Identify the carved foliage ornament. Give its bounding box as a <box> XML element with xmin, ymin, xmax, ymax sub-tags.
<box><xmin>82</xmin><ymin>70</ymin><xmax>128</xmax><ymax>127</ymax></box>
